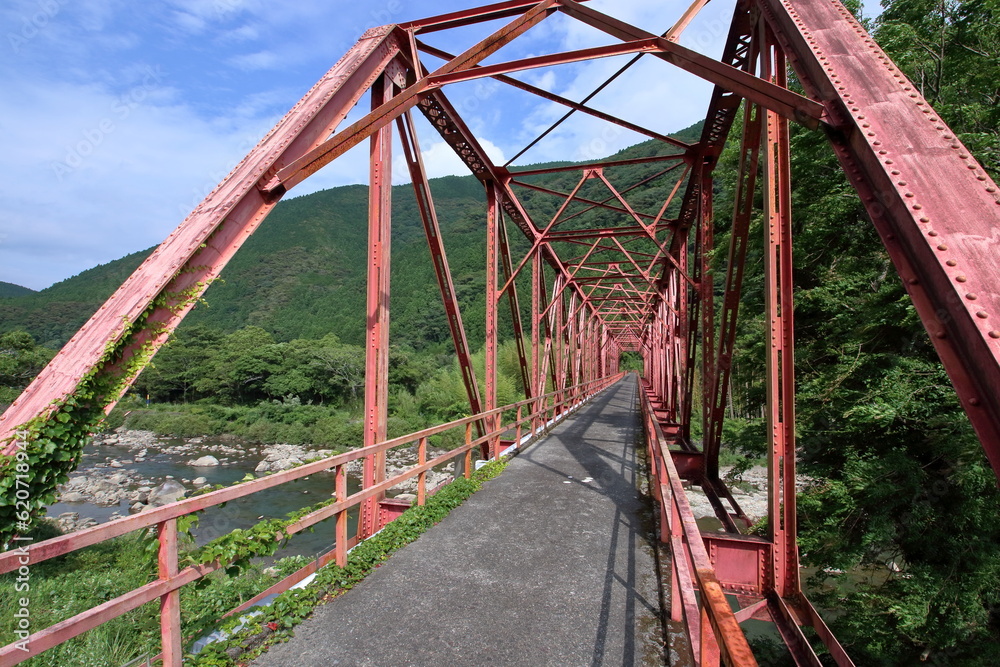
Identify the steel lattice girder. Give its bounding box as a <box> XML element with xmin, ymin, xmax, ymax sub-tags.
<box><xmin>1</xmin><ymin>0</ymin><xmax>998</xmax><ymax>665</ymax></box>
<box><xmin>760</xmin><ymin>0</ymin><xmax>1000</xmax><ymax>471</ymax></box>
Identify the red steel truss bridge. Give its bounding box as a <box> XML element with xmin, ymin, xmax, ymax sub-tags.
<box><xmin>2</xmin><ymin>0</ymin><xmax>999</xmax><ymax>664</ymax></box>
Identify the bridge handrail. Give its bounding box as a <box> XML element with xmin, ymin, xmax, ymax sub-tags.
<box><xmin>0</xmin><ymin>372</ymin><xmax>623</xmax><ymax>666</ymax></box>
<box><xmin>638</xmin><ymin>385</ymin><xmax>758</xmax><ymax>666</ymax></box>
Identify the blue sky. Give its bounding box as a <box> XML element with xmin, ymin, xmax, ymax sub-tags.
<box><xmin>0</xmin><ymin>0</ymin><xmax>881</xmax><ymax>291</ymax></box>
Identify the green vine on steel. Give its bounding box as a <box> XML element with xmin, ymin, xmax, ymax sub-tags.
<box><xmin>190</xmin><ymin>459</ymin><xmax>508</xmax><ymax>666</ymax></box>
<box><xmin>0</xmin><ymin>282</ymin><xmax>212</xmax><ymax>547</ymax></box>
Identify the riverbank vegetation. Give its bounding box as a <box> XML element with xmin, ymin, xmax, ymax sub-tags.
<box><xmin>0</xmin><ymin>462</ymin><xmax>507</xmax><ymax>667</ymax></box>
<box><xmin>0</xmin><ymin>0</ymin><xmax>998</xmax><ymax>663</ymax></box>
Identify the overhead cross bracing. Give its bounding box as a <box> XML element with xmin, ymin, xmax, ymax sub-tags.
<box><xmin>1</xmin><ymin>0</ymin><xmax>999</xmax><ymax>665</ymax></box>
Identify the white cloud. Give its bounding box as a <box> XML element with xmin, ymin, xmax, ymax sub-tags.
<box><xmin>220</xmin><ymin>23</ymin><xmax>259</xmax><ymax>43</ymax></box>
<box><xmin>227</xmin><ymin>50</ymin><xmax>279</xmax><ymax>71</ymax></box>
<box><xmin>0</xmin><ymin>0</ymin><xmax>738</xmax><ymax>291</ymax></box>
<box><xmin>390</xmin><ymin>138</ymin><xmax>507</xmax><ymax>185</ymax></box>
<box><xmin>0</xmin><ymin>76</ymin><xmax>267</xmax><ymax>289</ymax></box>
<box><xmin>172</xmin><ymin>10</ymin><xmax>207</xmax><ymax>34</ymax></box>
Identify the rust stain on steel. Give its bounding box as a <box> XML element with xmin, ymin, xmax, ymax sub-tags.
<box><xmin>760</xmin><ymin>0</ymin><xmax>1000</xmax><ymax>475</ymax></box>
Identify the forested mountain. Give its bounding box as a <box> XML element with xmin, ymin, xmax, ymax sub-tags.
<box><xmin>0</xmin><ymin>122</ymin><xmax>702</xmax><ymax>350</ymax></box>
<box><xmin>2</xmin><ymin>0</ymin><xmax>998</xmax><ymax>660</ymax></box>
<box><xmin>718</xmin><ymin>1</ymin><xmax>1000</xmax><ymax>662</ymax></box>
<box><xmin>0</xmin><ymin>282</ymin><xmax>34</xmax><ymax>298</ymax></box>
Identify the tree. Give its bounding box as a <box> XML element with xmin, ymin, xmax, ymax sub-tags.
<box><xmin>716</xmin><ymin>2</ymin><xmax>1000</xmax><ymax>659</ymax></box>
<box><xmin>135</xmin><ymin>325</ymin><xmax>222</xmax><ymax>402</ymax></box>
<box><xmin>0</xmin><ymin>331</ymin><xmax>54</xmax><ymax>407</ymax></box>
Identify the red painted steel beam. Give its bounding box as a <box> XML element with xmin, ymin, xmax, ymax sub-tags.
<box><xmin>703</xmin><ymin>100</ymin><xmax>764</xmax><ymax>479</ymax></box>
<box><xmin>758</xmin><ymin>0</ymin><xmax>1000</xmax><ymax>476</ymax></box>
<box><xmin>416</xmin><ymin>40</ymin><xmax>684</xmax><ymax>148</ymax></box>
<box><xmin>760</xmin><ymin>32</ymin><xmax>800</xmax><ymax>598</ymax></box>
<box><xmin>360</xmin><ymin>73</ymin><xmax>396</xmax><ymax>539</ymax></box>
<box><xmin>544</xmin><ymin>224</ymin><xmax>676</xmax><ymax>242</ymax></box>
<box><xmin>428</xmin><ymin>38</ymin><xmax>666</xmax><ymax>87</ymax></box>
<box><xmin>497</xmin><ymin>213</ymin><xmax>534</xmax><ymax>400</ymax></box>
<box><xmin>663</xmin><ymin>0</ymin><xmax>757</xmax><ymax>255</ymax></box>
<box><xmin>264</xmin><ymin>2</ymin><xmax>558</xmax><ymax>194</ymax></box>
<box><xmin>399</xmin><ymin>0</ymin><xmax>589</xmax><ymax>34</ymax></box>
<box><xmin>485</xmin><ymin>182</ymin><xmax>501</xmax><ymax>459</ymax></box>
<box><xmin>557</xmin><ymin>0</ymin><xmax>824</xmax><ymax>127</ymax></box>
<box><xmin>0</xmin><ymin>27</ymin><xmax>402</xmax><ymax>448</ymax></box>
<box><xmin>396</xmin><ymin>111</ymin><xmax>487</xmax><ymax>435</ymax></box>
<box><xmin>510</xmin><ymin>179</ymin><xmax>661</xmax><ymax>223</ymax></box>
<box><xmin>508</xmin><ymin>154</ymin><xmax>687</xmax><ymax>177</ymax></box>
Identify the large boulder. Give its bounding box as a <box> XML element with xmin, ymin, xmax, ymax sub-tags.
<box><xmin>190</xmin><ymin>455</ymin><xmax>220</xmax><ymax>467</ymax></box>
<box><xmin>147</xmin><ymin>480</ymin><xmax>188</xmax><ymax>507</ymax></box>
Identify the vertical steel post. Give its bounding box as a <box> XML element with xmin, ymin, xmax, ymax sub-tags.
<box><xmin>360</xmin><ymin>74</ymin><xmax>393</xmax><ymax>539</ymax></box>
<box><xmin>677</xmin><ymin>218</ymin><xmax>694</xmax><ymax>442</ymax></box>
<box><xmin>497</xmin><ymin>214</ymin><xmax>533</xmax><ymax>400</ymax></box>
<box><xmin>699</xmin><ymin>171</ymin><xmax>716</xmax><ymax>477</ymax></box>
<box><xmin>157</xmin><ymin>519</ymin><xmax>181</xmax><ymax>667</ymax></box>
<box><xmin>761</xmin><ymin>29</ymin><xmax>799</xmax><ymax>598</ymax></box>
<box><xmin>532</xmin><ymin>250</ymin><xmax>542</xmax><ymax>433</ymax></box>
<box><xmin>396</xmin><ymin>111</ymin><xmax>486</xmax><ymax>438</ymax></box>
<box><xmin>485</xmin><ymin>182</ymin><xmax>500</xmax><ymax>459</ymax></box>
<box><xmin>703</xmin><ymin>95</ymin><xmax>764</xmax><ymax>481</ymax></box>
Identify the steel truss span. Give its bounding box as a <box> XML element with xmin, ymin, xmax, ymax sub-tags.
<box><xmin>2</xmin><ymin>0</ymin><xmax>998</xmax><ymax>664</ymax></box>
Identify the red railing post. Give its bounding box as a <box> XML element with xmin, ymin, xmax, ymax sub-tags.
<box><xmin>515</xmin><ymin>405</ymin><xmax>523</xmax><ymax>453</ymax></box>
<box><xmin>157</xmin><ymin>519</ymin><xmax>182</xmax><ymax>667</ymax></box>
<box><xmin>417</xmin><ymin>437</ymin><xmax>428</xmax><ymax>506</ymax></box>
<box><xmin>464</xmin><ymin>422</ymin><xmax>473</xmax><ymax>479</ymax></box>
<box><xmin>335</xmin><ymin>464</ymin><xmax>347</xmax><ymax>568</ymax></box>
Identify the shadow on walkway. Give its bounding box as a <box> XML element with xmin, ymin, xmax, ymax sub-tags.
<box><xmin>253</xmin><ymin>375</ymin><xmax>666</xmax><ymax>667</ymax></box>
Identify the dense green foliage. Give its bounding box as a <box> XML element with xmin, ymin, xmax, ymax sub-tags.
<box><xmin>0</xmin><ymin>283</ymin><xmax>34</xmax><ymax>299</ymax></box>
<box><xmin>0</xmin><ymin>332</ymin><xmax>53</xmax><ymax>406</ymax></box>
<box><xmin>0</xmin><ymin>460</ymin><xmax>507</xmax><ymax>667</ymax></box>
<box><xmin>0</xmin><ymin>251</ymin><xmax>149</xmax><ymax>349</ymax></box>
<box><xmin>0</xmin><ymin>1</ymin><xmax>997</xmax><ymax>659</ymax></box>
<box><xmin>716</xmin><ymin>1</ymin><xmax>1000</xmax><ymax>662</ymax></box>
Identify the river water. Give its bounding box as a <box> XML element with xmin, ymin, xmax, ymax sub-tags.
<box><xmin>46</xmin><ymin>437</ymin><xmax>361</xmax><ymax>560</ymax></box>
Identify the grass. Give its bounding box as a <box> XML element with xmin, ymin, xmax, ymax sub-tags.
<box><xmin>0</xmin><ymin>460</ymin><xmax>509</xmax><ymax>667</ymax></box>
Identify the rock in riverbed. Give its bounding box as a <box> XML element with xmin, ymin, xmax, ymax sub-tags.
<box><xmin>147</xmin><ymin>480</ymin><xmax>188</xmax><ymax>507</ymax></box>
<box><xmin>190</xmin><ymin>455</ymin><xmax>220</xmax><ymax>467</ymax></box>
<box><xmin>255</xmin><ymin>444</ymin><xmax>333</xmax><ymax>473</ymax></box>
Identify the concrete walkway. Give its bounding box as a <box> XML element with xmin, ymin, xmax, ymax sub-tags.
<box><xmin>253</xmin><ymin>375</ymin><xmax>666</xmax><ymax>666</ymax></box>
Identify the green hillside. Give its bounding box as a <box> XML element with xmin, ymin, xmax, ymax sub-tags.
<box><xmin>0</xmin><ymin>282</ymin><xmax>34</xmax><ymax>298</ymax></box>
<box><xmin>0</xmin><ymin>251</ymin><xmax>151</xmax><ymax>348</ymax></box>
<box><xmin>0</xmin><ymin>122</ymin><xmax>701</xmax><ymax>350</ymax></box>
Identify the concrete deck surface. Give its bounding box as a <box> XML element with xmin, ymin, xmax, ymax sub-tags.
<box><xmin>253</xmin><ymin>375</ymin><xmax>666</xmax><ymax>666</ymax></box>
